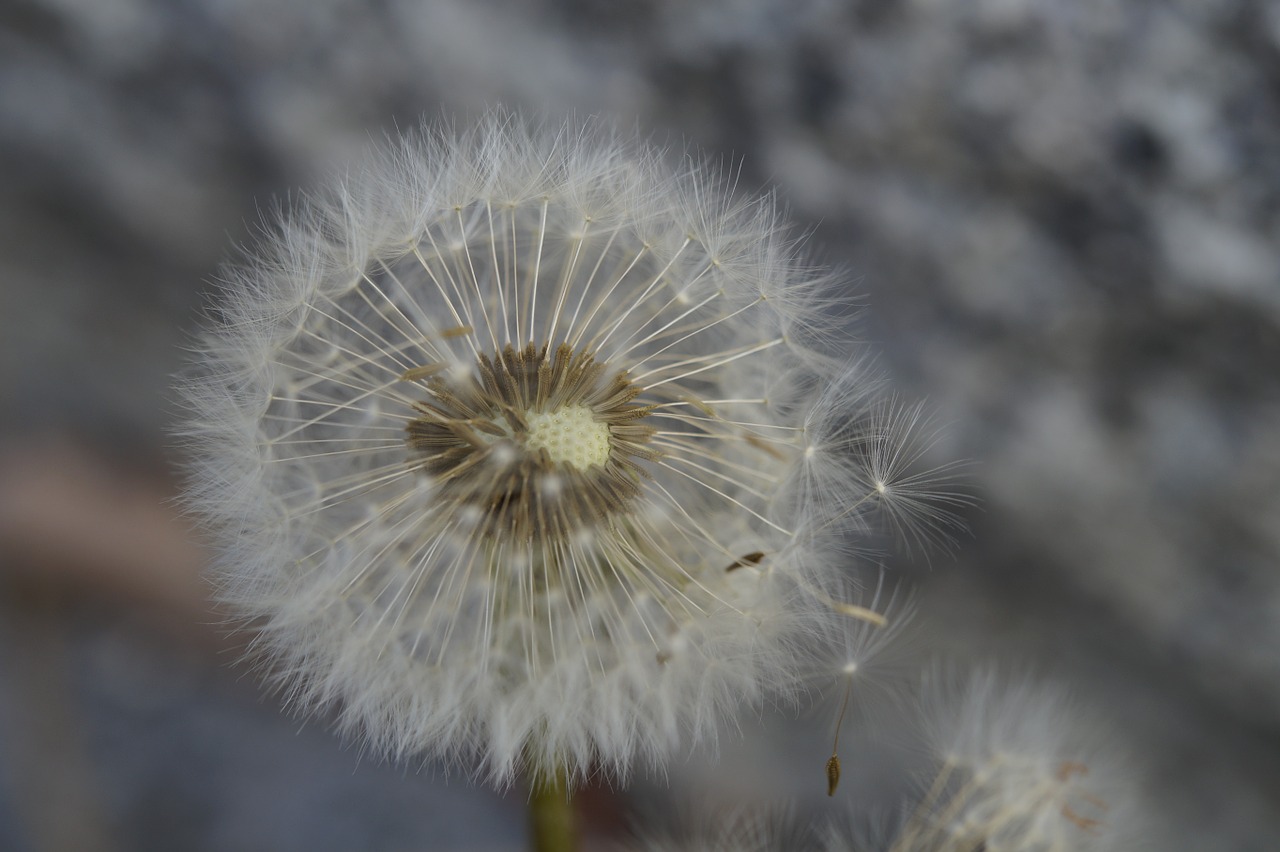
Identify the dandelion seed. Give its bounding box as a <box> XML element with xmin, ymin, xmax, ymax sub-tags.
<box><xmin>808</xmin><ymin>572</ymin><xmax>916</xmax><ymax>797</ymax></box>
<box><xmin>177</xmin><ymin>113</ymin><xmax>907</xmax><ymax>786</ymax></box>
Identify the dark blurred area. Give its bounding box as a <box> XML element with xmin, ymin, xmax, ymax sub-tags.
<box><xmin>2</xmin><ymin>1</ymin><xmax>1278</xmax><ymax>849</ymax></box>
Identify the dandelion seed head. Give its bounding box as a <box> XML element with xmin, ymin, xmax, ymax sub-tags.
<box><xmin>178</xmin><ymin>111</ymin><xmax>911</xmax><ymax>785</ymax></box>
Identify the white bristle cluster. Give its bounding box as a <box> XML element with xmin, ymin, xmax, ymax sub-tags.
<box><xmin>177</xmin><ymin>112</ymin><xmax>952</xmax><ymax>785</ymax></box>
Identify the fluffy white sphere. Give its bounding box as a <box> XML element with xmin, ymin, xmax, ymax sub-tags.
<box><xmin>179</xmin><ymin>113</ymin><xmax>896</xmax><ymax>785</ymax></box>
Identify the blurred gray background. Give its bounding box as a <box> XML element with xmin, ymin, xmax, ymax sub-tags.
<box><xmin>1</xmin><ymin>0</ymin><xmax>1278</xmax><ymax>849</ymax></box>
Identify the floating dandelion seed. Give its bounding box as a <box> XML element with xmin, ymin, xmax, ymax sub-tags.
<box><xmin>813</xmin><ymin>573</ymin><xmax>916</xmax><ymax>797</ymax></box>
<box><xmin>178</xmin><ymin>113</ymin><xmax>928</xmax><ymax>786</ymax></box>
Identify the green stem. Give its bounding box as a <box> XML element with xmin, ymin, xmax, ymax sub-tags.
<box><xmin>527</xmin><ymin>768</ymin><xmax>578</xmax><ymax>852</ymax></box>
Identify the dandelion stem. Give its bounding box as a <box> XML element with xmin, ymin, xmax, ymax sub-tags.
<box><xmin>528</xmin><ymin>767</ymin><xmax>578</xmax><ymax>852</ymax></box>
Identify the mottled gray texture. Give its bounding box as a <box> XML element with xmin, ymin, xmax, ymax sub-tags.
<box><xmin>2</xmin><ymin>0</ymin><xmax>1278</xmax><ymax>848</ymax></box>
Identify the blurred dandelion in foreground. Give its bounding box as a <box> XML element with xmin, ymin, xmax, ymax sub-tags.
<box><xmin>621</xmin><ymin>673</ymin><xmax>1136</xmax><ymax>852</ymax></box>
<box><xmin>178</xmin><ymin>113</ymin><xmax>945</xmax><ymax>792</ymax></box>
<box><xmin>896</xmin><ymin>670</ymin><xmax>1130</xmax><ymax>852</ymax></box>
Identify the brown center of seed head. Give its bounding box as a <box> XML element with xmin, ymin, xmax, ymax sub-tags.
<box><xmin>403</xmin><ymin>342</ymin><xmax>658</xmax><ymax>543</ymax></box>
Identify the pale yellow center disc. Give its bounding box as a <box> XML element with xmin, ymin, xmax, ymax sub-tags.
<box><xmin>524</xmin><ymin>405</ymin><xmax>611</xmax><ymax>469</ymax></box>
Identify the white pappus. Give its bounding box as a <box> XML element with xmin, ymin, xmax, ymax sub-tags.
<box><xmin>177</xmin><ymin>112</ymin><xmax>932</xmax><ymax>786</ymax></box>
